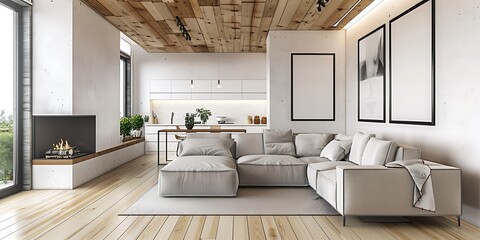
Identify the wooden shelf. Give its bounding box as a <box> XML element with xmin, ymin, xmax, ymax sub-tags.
<box><xmin>33</xmin><ymin>138</ymin><xmax>145</xmax><ymax>165</ymax></box>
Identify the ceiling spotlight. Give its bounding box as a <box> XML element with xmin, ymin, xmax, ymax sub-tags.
<box><xmin>317</xmin><ymin>0</ymin><xmax>330</xmax><ymax>12</ymax></box>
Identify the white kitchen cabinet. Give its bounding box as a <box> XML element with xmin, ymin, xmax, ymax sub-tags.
<box><xmin>211</xmin><ymin>80</ymin><xmax>242</xmax><ymax>93</ymax></box>
<box><xmin>192</xmin><ymin>93</ymin><xmax>212</xmax><ymax>100</ymax></box>
<box><xmin>191</xmin><ymin>80</ymin><xmax>211</xmax><ymax>93</ymax></box>
<box><xmin>242</xmin><ymin>80</ymin><xmax>266</xmax><ymax>93</ymax></box>
<box><xmin>150</xmin><ymin>93</ymin><xmax>172</xmax><ymax>100</ymax></box>
<box><xmin>242</xmin><ymin>93</ymin><xmax>266</xmax><ymax>100</ymax></box>
<box><xmin>212</xmin><ymin>93</ymin><xmax>242</xmax><ymax>100</ymax></box>
<box><xmin>171</xmin><ymin>80</ymin><xmax>193</xmax><ymax>92</ymax></box>
<box><xmin>171</xmin><ymin>93</ymin><xmax>191</xmax><ymax>99</ymax></box>
<box><xmin>150</xmin><ymin>80</ymin><xmax>171</xmax><ymax>93</ymax></box>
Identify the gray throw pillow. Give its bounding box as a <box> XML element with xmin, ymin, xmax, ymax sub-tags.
<box><xmin>295</xmin><ymin>133</ymin><xmax>334</xmax><ymax>157</ymax></box>
<box><xmin>320</xmin><ymin>139</ymin><xmax>353</xmax><ymax>161</ymax></box>
<box><xmin>361</xmin><ymin>138</ymin><xmax>398</xmax><ymax>165</ymax></box>
<box><xmin>179</xmin><ymin>138</ymin><xmax>234</xmax><ymax>158</ymax></box>
<box><xmin>263</xmin><ymin>129</ymin><xmax>296</xmax><ymax>156</ymax></box>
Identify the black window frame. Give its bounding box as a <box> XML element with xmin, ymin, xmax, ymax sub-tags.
<box><xmin>120</xmin><ymin>52</ymin><xmax>132</xmax><ymax>117</ymax></box>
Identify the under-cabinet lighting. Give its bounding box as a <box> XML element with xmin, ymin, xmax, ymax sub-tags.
<box><xmin>216</xmin><ymin>80</ymin><xmax>223</xmax><ymax>88</ymax></box>
<box><xmin>190</xmin><ymin>80</ymin><xmax>194</xmax><ymax>88</ymax></box>
<box><xmin>342</xmin><ymin>0</ymin><xmax>384</xmax><ymax>29</ymax></box>
<box><xmin>333</xmin><ymin>0</ymin><xmax>362</xmax><ymax>27</ymax></box>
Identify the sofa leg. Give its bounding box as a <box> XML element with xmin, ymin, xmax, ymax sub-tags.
<box><xmin>313</xmin><ymin>195</ymin><xmax>321</xmax><ymax>200</ymax></box>
<box><xmin>457</xmin><ymin>216</ymin><xmax>461</xmax><ymax>226</ymax></box>
<box><xmin>343</xmin><ymin>216</ymin><xmax>346</xmax><ymax>226</ymax></box>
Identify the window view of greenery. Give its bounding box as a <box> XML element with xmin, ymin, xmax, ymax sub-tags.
<box><xmin>0</xmin><ymin>5</ymin><xmax>15</xmax><ymax>190</ymax></box>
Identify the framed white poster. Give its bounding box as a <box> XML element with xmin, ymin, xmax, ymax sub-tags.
<box><xmin>358</xmin><ymin>25</ymin><xmax>386</xmax><ymax>123</ymax></box>
<box><xmin>291</xmin><ymin>53</ymin><xmax>335</xmax><ymax>121</ymax></box>
<box><xmin>389</xmin><ymin>0</ymin><xmax>435</xmax><ymax>125</ymax></box>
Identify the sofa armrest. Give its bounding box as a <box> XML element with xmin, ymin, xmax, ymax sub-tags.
<box><xmin>336</xmin><ymin>165</ymin><xmax>461</xmax><ymax>217</ymax></box>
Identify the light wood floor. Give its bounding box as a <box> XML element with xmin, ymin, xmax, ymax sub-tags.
<box><xmin>1</xmin><ymin>155</ymin><xmax>479</xmax><ymax>240</ymax></box>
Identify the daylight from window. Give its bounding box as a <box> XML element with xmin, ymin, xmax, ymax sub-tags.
<box><xmin>0</xmin><ymin>5</ymin><xmax>15</xmax><ymax>190</ymax></box>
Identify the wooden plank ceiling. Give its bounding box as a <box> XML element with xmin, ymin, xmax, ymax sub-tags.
<box><xmin>82</xmin><ymin>0</ymin><xmax>374</xmax><ymax>53</ymax></box>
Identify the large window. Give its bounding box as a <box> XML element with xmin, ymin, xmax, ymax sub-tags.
<box><xmin>0</xmin><ymin>3</ymin><xmax>15</xmax><ymax>192</ymax></box>
<box><xmin>120</xmin><ymin>38</ymin><xmax>131</xmax><ymax>117</ymax></box>
<box><xmin>0</xmin><ymin>0</ymin><xmax>29</xmax><ymax>198</ymax></box>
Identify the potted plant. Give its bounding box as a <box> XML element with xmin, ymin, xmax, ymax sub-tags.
<box><xmin>196</xmin><ymin>108</ymin><xmax>211</xmax><ymax>124</ymax></box>
<box><xmin>184</xmin><ymin>113</ymin><xmax>196</xmax><ymax>130</ymax></box>
<box><xmin>130</xmin><ymin>114</ymin><xmax>144</xmax><ymax>137</ymax></box>
<box><xmin>120</xmin><ymin>116</ymin><xmax>132</xmax><ymax>140</ymax></box>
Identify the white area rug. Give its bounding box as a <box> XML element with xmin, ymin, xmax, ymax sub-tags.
<box><xmin>120</xmin><ymin>185</ymin><xmax>338</xmax><ymax>216</ymax></box>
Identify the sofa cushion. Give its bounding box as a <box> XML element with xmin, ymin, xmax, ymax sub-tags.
<box><xmin>395</xmin><ymin>144</ymin><xmax>421</xmax><ymax>161</ymax></box>
<box><xmin>160</xmin><ymin>156</ymin><xmax>238</xmax><ymax>197</ymax></box>
<box><xmin>320</xmin><ymin>140</ymin><xmax>352</xmax><ymax>161</ymax></box>
<box><xmin>298</xmin><ymin>156</ymin><xmax>330</xmax><ymax>164</ymax></box>
<box><xmin>237</xmin><ymin>155</ymin><xmax>307</xmax><ymax>186</ymax></box>
<box><xmin>179</xmin><ymin>138</ymin><xmax>234</xmax><ymax>158</ymax></box>
<box><xmin>307</xmin><ymin>161</ymin><xmax>355</xmax><ymax>191</ymax></box>
<box><xmin>334</xmin><ymin>134</ymin><xmax>353</xmax><ymax>141</ymax></box>
<box><xmin>263</xmin><ymin>129</ymin><xmax>296</xmax><ymax>156</ymax></box>
<box><xmin>361</xmin><ymin>138</ymin><xmax>398</xmax><ymax>165</ymax></box>
<box><xmin>295</xmin><ymin>133</ymin><xmax>334</xmax><ymax>157</ymax></box>
<box><xmin>349</xmin><ymin>132</ymin><xmax>375</xmax><ymax>165</ymax></box>
<box><xmin>316</xmin><ymin>169</ymin><xmax>337</xmax><ymax>208</ymax></box>
<box><xmin>236</xmin><ymin>133</ymin><xmax>264</xmax><ymax>158</ymax></box>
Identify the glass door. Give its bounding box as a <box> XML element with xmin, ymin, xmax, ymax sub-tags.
<box><xmin>0</xmin><ymin>3</ymin><xmax>16</xmax><ymax>192</ymax></box>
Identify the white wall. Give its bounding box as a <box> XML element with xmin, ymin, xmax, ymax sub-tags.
<box><xmin>72</xmin><ymin>1</ymin><xmax>121</xmax><ymax>151</ymax></box>
<box><xmin>32</xmin><ymin>0</ymin><xmax>73</xmax><ymax>114</ymax></box>
<box><xmin>132</xmin><ymin>48</ymin><xmax>267</xmax><ymax>118</ymax></box>
<box><xmin>33</xmin><ymin>0</ymin><xmax>121</xmax><ymax>151</ymax></box>
<box><xmin>345</xmin><ymin>0</ymin><xmax>480</xmax><ymax>226</ymax></box>
<box><xmin>266</xmin><ymin>31</ymin><xmax>346</xmax><ymax>133</ymax></box>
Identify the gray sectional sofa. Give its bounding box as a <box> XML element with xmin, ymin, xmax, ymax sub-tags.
<box><xmin>158</xmin><ymin>130</ymin><xmax>462</xmax><ymax>225</ymax></box>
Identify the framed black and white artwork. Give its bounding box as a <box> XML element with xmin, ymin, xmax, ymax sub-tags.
<box><xmin>389</xmin><ymin>0</ymin><xmax>435</xmax><ymax>125</ymax></box>
<box><xmin>358</xmin><ymin>25</ymin><xmax>386</xmax><ymax>122</ymax></box>
<box><xmin>291</xmin><ymin>53</ymin><xmax>335</xmax><ymax>121</ymax></box>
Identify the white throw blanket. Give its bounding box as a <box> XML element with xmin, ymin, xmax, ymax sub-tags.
<box><xmin>386</xmin><ymin>159</ymin><xmax>435</xmax><ymax>212</ymax></box>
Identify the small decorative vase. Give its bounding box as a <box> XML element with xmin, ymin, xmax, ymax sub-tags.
<box><xmin>185</xmin><ymin>123</ymin><xmax>194</xmax><ymax>130</ymax></box>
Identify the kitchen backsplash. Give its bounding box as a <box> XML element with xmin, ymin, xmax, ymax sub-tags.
<box><xmin>151</xmin><ymin>100</ymin><xmax>267</xmax><ymax>124</ymax></box>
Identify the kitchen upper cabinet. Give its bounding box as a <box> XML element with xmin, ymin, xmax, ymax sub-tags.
<box><xmin>149</xmin><ymin>79</ymin><xmax>266</xmax><ymax>100</ymax></box>
<box><xmin>150</xmin><ymin>80</ymin><xmax>171</xmax><ymax>93</ymax></box>
<box><xmin>191</xmin><ymin>80</ymin><xmax>211</xmax><ymax>93</ymax></box>
<box><xmin>171</xmin><ymin>80</ymin><xmax>192</xmax><ymax>92</ymax></box>
<box><xmin>242</xmin><ymin>80</ymin><xmax>266</xmax><ymax>93</ymax></box>
<box><xmin>211</xmin><ymin>80</ymin><xmax>242</xmax><ymax>93</ymax></box>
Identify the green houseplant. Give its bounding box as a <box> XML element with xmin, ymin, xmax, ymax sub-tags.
<box><xmin>130</xmin><ymin>114</ymin><xmax>144</xmax><ymax>138</ymax></box>
<box><xmin>120</xmin><ymin>117</ymin><xmax>132</xmax><ymax>139</ymax></box>
<box><xmin>196</xmin><ymin>108</ymin><xmax>211</xmax><ymax>124</ymax></box>
<box><xmin>184</xmin><ymin>113</ymin><xmax>196</xmax><ymax>130</ymax></box>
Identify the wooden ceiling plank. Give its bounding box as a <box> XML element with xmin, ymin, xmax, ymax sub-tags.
<box><xmin>269</xmin><ymin>0</ymin><xmax>287</xmax><ymax>30</ymax></box>
<box><xmin>184</xmin><ymin>17</ymin><xmax>207</xmax><ymax>46</ymax></box>
<box><xmin>82</xmin><ymin>0</ymin><xmax>114</xmax><ymax>16</ymax></box>
<box><xmin>105</xmin><ymin>16</ymin><xmax>151</xmax><ymax>48</ymax></box>
<box><xmin>277</xmin><ymin>0</ymin><xmax>301</xmax><ymax>29</ymax></box>
<box><xmin>287</xmin><ymin>0</ymin><xmax>315</xmax><ymax>29</ymax></box>
<box><xmin>128</xmin><ymin>1</ymin><xmax>176</xmax><ymax>45</ymax></box>
<box><xmin>241</xmin><ymin>1</ymin><xmax>254</xmax><ymax>52</ymax></box>
<box><xmin>320</xmin><ymin>0</ymin><xmax>374</xmax><ymax>29</ymax></box>
<box><xmin>142</xmin><ymin>1</ymin><xmax>164</xmax><ymax>21</ymax></box>
<box><xmin>153</xmin><ymin>2</ymin><xmax>175</xmax><ymax>20</ymax></box>
<box><xmin>175</xmin><ymin>0</ymin><xmax>197</xmax><ymax>18</ymax></box>
<box><xmin>202</xmin><ymin>6</ymin><xmax>223</xmax><ymax>52</ymax></box>
<box><xmin>189</xmin><ymin>0</ymin><xmax>205</xmax><ymax>18</ymax></box>
<box><xmin>214</xmin><ymin>6</ymin><xmax>229</xmax><ymax>52</ymax></box>
<box><xmin>262</xmin><ymin>0</ymin><xmax>279</xmax><ymax>17</ymax></box>
<box><xmin>197</xmin><ymin>18</ymin><xmax>213</xmax><ymax>45</ymax></box>
<box><xmin>250</xmin><ymin>2</ymin><xmax>264</xmax><ymax>49</ymax></box>
<box><xmin>307</xmin><ymin>0</ymin><xmax>348</xmax><ymax>29</ymax></box>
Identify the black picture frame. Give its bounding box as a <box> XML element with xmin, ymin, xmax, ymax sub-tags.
<box><xmin>358</xmin><ymin>25</ymin><xmax>386</xmax><ymax>123</ymax></box>
<box><xmin>290</xmin><ymin>53</ymin><xmax>336</xmax><ymax>121</ymax></box>
<box><xmin>389</xmin><ymin>0</ymin><xmax>435</xmax><ymax>125</ymax></box>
